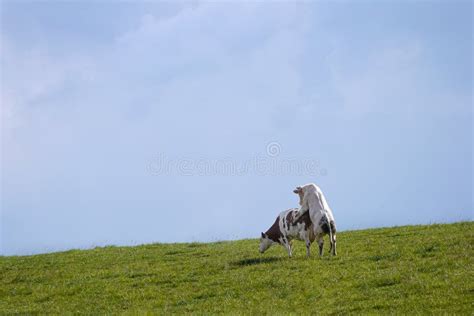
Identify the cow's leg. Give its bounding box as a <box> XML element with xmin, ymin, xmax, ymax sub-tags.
<box><xmin>282</xmin><ymin>238</ymin><xmax>292</xmax><ymax>258</ymax></box>
<box><xmin>329</xmin><ymin>235</ymin><xmax>333</xmax><ymax>254</ymax></box>
<box><xmin>301</xmin><ymin>232</ymin><xmax>311</xmax><ymax>258</ymax></box>
<box><xmin>293</xmin><ymin>205</ymin><xmax>309</xmax><ymax>222</ymax></box>
<box><xmin>327</xmin><ymin>221</ymin><xmax>337</xmax><ymax>256</ymax></box>
<box><xmin>332</xmin><ymin>233</ymin><xmax>337</xmax><ymax>256</ymax></box>
<box><xmin>289</xmin><ymin>240</ymin><xmax>294</xmax><ymax>257</ymax></box>
<box><xmin>305</xmin><ymin>238</ymin><xmax>311</xmax><ymax>258</ymax></box>
<box><xmin>317</xmin><ymin>236</ymin><xmax>324</xmax><ymax>257</ymax></box>
<box><xmin>328</xmin><ymin>233</ymin><xmax>336</xmax><ymax>255</ymax></box>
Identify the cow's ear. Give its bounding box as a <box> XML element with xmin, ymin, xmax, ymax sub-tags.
<box><xmin>261</xmin><ymin>232</ymin><xmax>266</xmax><ymax>238</ymax></box>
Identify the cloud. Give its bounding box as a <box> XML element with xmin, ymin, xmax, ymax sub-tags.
<box><xmin>2</xmin><ymin>1</ymin><xmax>471</xmax><ymax>255</ymax></box>
<box><xmin>1</xmin><ymin>2</ymin><xmax>315</xmax><ymax>254</ymax></box>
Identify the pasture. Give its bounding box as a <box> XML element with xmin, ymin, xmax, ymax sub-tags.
<box><xmin>1</xmin><ymin>222</ymin><xmax>472</xmax><ymax>314</ymax></box>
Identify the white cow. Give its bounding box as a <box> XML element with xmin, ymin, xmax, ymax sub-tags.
<box><xmin>293</xmin><ymin>183</ymin><xmax>337</xmax><ymax>256</ymax></box>
<box><xmin>259</xmin><ymin>208</ymin><xmax>315</xmax><ymax>257</ymax></box>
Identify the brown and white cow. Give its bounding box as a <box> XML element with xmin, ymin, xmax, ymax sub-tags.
<box><xmin>259</xmin><ymin>208</ymin><xmax>315</xmax><ymax>257</ymax></box>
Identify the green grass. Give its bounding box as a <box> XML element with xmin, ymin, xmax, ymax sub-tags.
<box><xmin>1</xmin><ymin>222</ymin><xmax>473</xmax><ymax>314</ymax></box>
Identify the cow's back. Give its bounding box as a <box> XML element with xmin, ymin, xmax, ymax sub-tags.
<box><xmin>280</xmin><ymin>209</ymin><xmax>314</xmax><ymax>241</ymax></box>
<box><xmin>316</xmin><ymin>186</ymin><xmax>335</xmax><ymax>222</ymax></box>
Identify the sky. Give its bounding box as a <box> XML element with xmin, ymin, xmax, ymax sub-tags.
<box><xmin>1</xmin><ymin>0</ymin><xmax>472</xmax><ymax>256</ymax></box>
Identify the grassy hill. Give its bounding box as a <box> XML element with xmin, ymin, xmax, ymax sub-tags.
<box><xmin>1</xmin><ymin>222</ymin><xmax>473</xmax><ymax>314</ymax></box>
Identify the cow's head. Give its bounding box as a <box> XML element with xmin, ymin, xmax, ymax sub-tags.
<box><xmin>259</xmin><ymin>232</ymin><xmax>273</xmax><ymax>253</ymax></box>
<box><xmin>293</xmin><ymin>186</ymin><xmax>304</xmax><ymax>206</ymax></box>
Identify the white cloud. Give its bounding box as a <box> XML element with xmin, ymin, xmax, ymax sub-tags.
<box><xmin>2</xmin><ymin>2</ymin><xmax>471</xmax><ymax>255</ymax></box>
<box><xmin>1</xmin><ymin>2</ymin><xmax>314</xmax><ymax>254</ymax></box>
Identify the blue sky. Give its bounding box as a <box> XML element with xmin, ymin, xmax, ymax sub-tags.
<box><xmin>1</xmin><ymin>1</ymin><xmax>472</xmax><ymax>255</ymax></box>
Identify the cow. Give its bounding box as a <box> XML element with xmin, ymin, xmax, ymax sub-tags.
<box><xmin>259</xmin><ymin>208</ymin><xmax>315</xmax><ymax>257</ymax></box>
<box><xmin>293</xmin><ymin>183</ymin><xmax>337</xmax><ymax>256</ymax></box>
